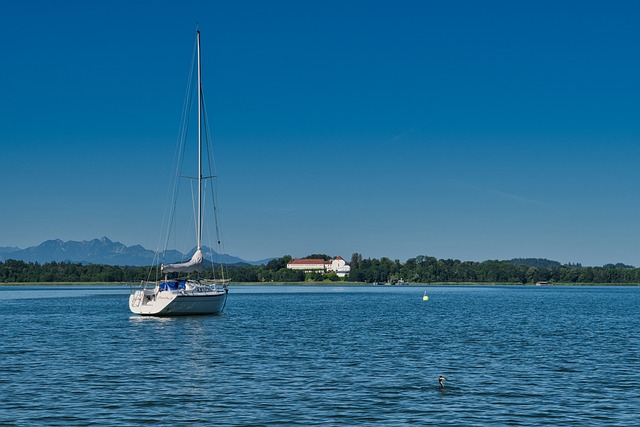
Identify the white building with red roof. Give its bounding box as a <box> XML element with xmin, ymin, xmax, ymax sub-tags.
<box><xmin>287</xmin><ymin>256</ymin><xmax>351</xmax><ymax>277</ymax></box>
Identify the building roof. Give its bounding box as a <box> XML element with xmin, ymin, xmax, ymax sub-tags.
<box><xmin>288</xmin><ymin>258</ymin><xmax>327</xmax><ymax>265</ymax></box>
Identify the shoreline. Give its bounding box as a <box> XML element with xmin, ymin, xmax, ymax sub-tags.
<box><xmin>1</xmin><ymin>281</ymin><xmax>638</xmax><ymax>287</ymax></box>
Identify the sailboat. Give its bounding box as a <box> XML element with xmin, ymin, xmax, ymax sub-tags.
<box><xmin>129</xmin><ymin>30</ymin><xmax>229</xmax><ymax>316</ymax></box>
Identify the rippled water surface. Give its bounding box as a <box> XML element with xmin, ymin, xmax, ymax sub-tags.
<box><xmin>1</xmin><ymin>285</ymin><xmax>639</xmax><ymax>426</ymax></box>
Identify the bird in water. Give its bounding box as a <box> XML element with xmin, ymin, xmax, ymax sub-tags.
<box><xmin>439</xmin><ymin>376</ymin><xmax>448</xmax><ymax>388</ymax></box>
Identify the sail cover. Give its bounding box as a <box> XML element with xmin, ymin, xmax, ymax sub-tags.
<box><xmin>162</xmin><ymin>249</ymin><xmax>204</xmax><ymax>273</ymax></box>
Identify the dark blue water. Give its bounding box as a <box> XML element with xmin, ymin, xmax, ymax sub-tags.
<box><xmin>1</xmin><ymin>285</ymin><xmax>638</xmax><ymax>426</ymax></box>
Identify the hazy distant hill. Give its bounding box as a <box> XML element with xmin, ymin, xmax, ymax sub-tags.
<box><xmin>0</xmin><ymin>247</ymin><xmax>20</xmax><ymax>257</ymax></box>
<box><xmin>602</xmin><ymin>262</ymin><xmax>635</xmax><ymax>269</ymax></box>
<box><xmin>508</xmin><ymin>258</ymin><xmax>562</xmax><ymax>268</ymax></box>
<box><xmin>0</xmin><ymin>237</ymin><xmax>268</xmax><ymax>266</ymax></box>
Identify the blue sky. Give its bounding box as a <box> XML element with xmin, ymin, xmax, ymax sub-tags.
<box><xmin>2</xmin><ymin>1</ymin><xmax>639</xmax><ymax>266</ymax></box>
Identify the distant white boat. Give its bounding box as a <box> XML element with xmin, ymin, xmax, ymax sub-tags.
<box><xmin>396</xmin><ymin>279</ymin><xmax>409</xmax><ymax>286</ymax></box>
<box><xmin>535</xmin><ymin>281</ymin><xmax>551</xmax><ymax>286</ymax></box>
<box><xmin>129</xmin><ymin>30</ymin><xmax>228</xmax><ymax>316</ymax></box>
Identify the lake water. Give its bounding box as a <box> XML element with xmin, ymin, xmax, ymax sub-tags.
<box><xmin>1</xmin><ymin>285</ymin><xmax>638</xmax><ymax>426</ymax></box>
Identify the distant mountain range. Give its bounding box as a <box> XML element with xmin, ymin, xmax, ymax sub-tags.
<box><xmin>1</xmin><ymin>241</ymin><xmax>631</xmax><ymax>269</ymax></box>
<box><xmin>0</xmin><ymin>237</ymin><xmax>270</xmax><ymax>266</ymax></box>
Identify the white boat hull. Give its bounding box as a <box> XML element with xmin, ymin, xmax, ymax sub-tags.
<box><xmin>129</xmin><ymin>286</ymin><xmax>228</xmax><ymax>316</ymax></box>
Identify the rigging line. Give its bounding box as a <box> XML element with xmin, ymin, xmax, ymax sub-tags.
<box><xmin>161</xmin><ymin>36</ymin><xmax>198</xmax><ymax>261</ymax></box>
<box><xmin>201</xmin><ymin>93</ymin><xmax>226</xmax><ymax>281</ymax></box>
<box><xmin>170</xmin><ymin>178</ymin><xmax>197</xmax><ymax>263</ymax></box>
<box><xmin>201</xmin><ymin>182</ymin><xmax>224</xmax><ymax>280</ymax></box>
<box><xmin>201</xmin><ymin>90</ymin><xmax>223</xmax><ymax>246</ymax></box>
<box><xmin>168</xmin><ymin>179</ymin><xmax>198</xmax><ymax>265</ymax></box>
<box><xmin>200</xmin><ymin>199</ymin><xmax>217</xmax><ymax>278</ymax></box>
<box><xmin>153</xmin><ymin>48</ymin><xmax>195</xmax><ymax>278</ymax></box>
<box><xmin>190</xmin><ymin>176</ymin><xmax>199</xmax><ymax>253</ymax></box>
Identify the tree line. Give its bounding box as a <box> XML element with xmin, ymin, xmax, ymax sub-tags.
<box><xmin>2</xmin><ymin>255</ymin><xmax>640</xmax><ymax>284</ymax></box>
<box><xmin>346</xmin><ymin>254</ymin><xmax>640</xmax><ymax>284</ymax></box>
<box><xmin>0</xmin><ymin>260</ymin><xmax>150</xmax><ymax>283</ymax></box>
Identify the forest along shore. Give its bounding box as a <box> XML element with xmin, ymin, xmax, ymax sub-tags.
<box><xmin>2</xmin><ymin>256</ymin><xmax>640</xmax><ymax>285</ymax></box>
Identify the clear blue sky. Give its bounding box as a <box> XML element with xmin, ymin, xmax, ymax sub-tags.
<box><xmin>2</xmin><ymin>1</ymin><xmax>639</xmax><ymax>266</ymax></box>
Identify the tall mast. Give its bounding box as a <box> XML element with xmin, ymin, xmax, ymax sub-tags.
<box><xmin>196</xmin><ymin>30</ymin><xmax>202</xmax><ymax>251</ymax></box>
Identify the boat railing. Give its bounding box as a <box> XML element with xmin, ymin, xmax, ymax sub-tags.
<box><xmin>132</xmin><ymin>278</ymin><xmax>228</xmax><ymax>293</ymax></box>
<box><xmin>130</xmin><ymin>280</ymin><xmax>157</xmax><ymax>293</ymax></box>
<box><xmin>202</xmin><ymin>278</ymin><xmax>230</xmax><ymax>287</ymax></box>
